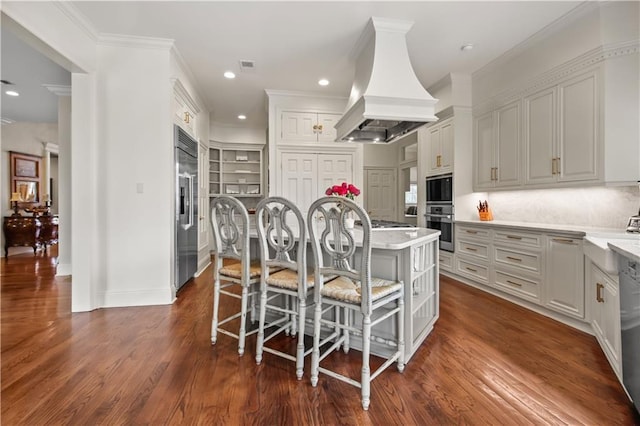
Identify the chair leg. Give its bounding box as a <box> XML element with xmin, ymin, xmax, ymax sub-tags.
<box><xmin>291</xmin><ymin>296</ymin><xmax>298</xmax><ymax>338</ymax></box>
<box><xmin>397</xmin><ymin>295</ymin><xmax>406</xmax><ymax>373</ymax></box>
<box><xmin>343</xmin><ymin>306</ymin><xmax>350</xmax><ymax>354</ymax></box>
<box><xmin>310</xmin><ymin>299</ymin><xmax>322</xmax><ymax>387</ymax></box>
<box><xmin>238</xmin><ymin>283</ymin><xmax>249</xmax><ymax>356</ymax></box>
<box><xmin>255</xmin><ymin>286</ymin><xmax>268</xmax><ymax>365</ymax></box>
<box><xmin>361</xmin><ymin>314</ymin><xmax>372</xmax><ymax>411</ymax></box>
<box><xmin>296</xmin><ymin>297</ymin><xmax>306</xmax><ymax>380</ymax></box>
<box><xmin>211</xmin><ymin>266</ymin><xmax>221</xmax><ymax>345</ymax></box>
<box><xmin>284</xmin><ymin>294</ymin><xmax>291</xmax><ymax>336</ymax></box>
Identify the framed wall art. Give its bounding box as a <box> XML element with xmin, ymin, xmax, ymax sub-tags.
<box><xmin>10</xmin><ymin>151</ymin><xmax>41</xmax><ymax>205</ymax></box>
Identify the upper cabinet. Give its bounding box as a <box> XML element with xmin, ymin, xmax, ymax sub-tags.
<box><xmin>473</xmin><ymin>68</ymin><xmax>602</xmax><ymax>191</ymax></box>
<box><xmin>278</xmin><ymin>111</ymin><xmax>342</xmax><ymax>144</ymax></box>
<box><xmin>474</xmin><ymin>100</ymin><xmax>521</xmax><ymax>189</ymax></box>
<box><xmin>173</xmin><ymin>79</ymin><xmax>200</xmax><ymax>139</ymax></box>
<box><xmin>425</xmin><ymin>117</ymin><xmax>454</xmax><ymax>177</ymax></box>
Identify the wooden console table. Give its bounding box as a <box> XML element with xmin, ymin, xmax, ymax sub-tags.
<box><xmin>3</xmin><ymin>215</ymin><xmax>59</xmax><ymax>257</ymax></box>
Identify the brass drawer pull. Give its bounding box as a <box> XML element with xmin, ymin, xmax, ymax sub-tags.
<box><xmin>466</xmin><ymin>230</ymin><xmax>478</xmax><ymax>234</ymax></box>
<box><xmin>506</xmin><ymin>279</ymin><xmax>523</xmax><ymax>287</ymax></box>
<box><xmin>596</xmin><ymin>282</ymin><xmax>605</xmax><ymax>303</ymax></box>
<box><xmin>465</xmin><ymin>266</ymin><xmax>478</xmax><ymax>273</ymax></box>
<box><xmin>506</xmin><ymin>256</ymin><xmax>522</xmax><ymax>262</ymax></box>
<box><xmin>506</xmin><ymin>235</ymin><xmax>522</xmax><ymax>240</ymax></box>
<box><xmin>466</xmin><ymin>247</ymin><xmax>478</xmax><ymax>252</ymax></box>
<box><xmin>552</xmin><ymin>238</ymin><xmax>574</xmax><ymax>244</ymax></box>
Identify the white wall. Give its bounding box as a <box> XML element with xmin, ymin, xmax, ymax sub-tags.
<box><xmin>210</xmin><ymin>122</ymin><xmax>265</xmax><ymax>145</ymax></box>
<box><xmin>96</xmin><ymin>42</ymin><xmax>174</xmax><ymax>307</ymax></box>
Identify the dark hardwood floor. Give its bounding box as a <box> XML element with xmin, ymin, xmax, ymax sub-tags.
<box><xmin>2</xmin><ymin>248</ymin><xmax>639</xmax><ymax>425</ymax></box>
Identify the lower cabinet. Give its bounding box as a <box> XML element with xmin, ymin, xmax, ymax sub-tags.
<box><xmin>452</xmin><ymin>223</ymin><xmax>586</xmax><ymax>325</ymax></box>
<box><xmin>590</xmin><ymin>262</ymin><xmax>622</xmax><ymax>377</ymax></box>
<box><xmin>544</xmin><ymin>235</ymin><xmax>585</xmax><ymax>319</ymax></box>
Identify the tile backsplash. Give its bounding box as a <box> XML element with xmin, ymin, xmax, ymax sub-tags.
<box><xmin>488</xmin><ymin>185</ymin><xmax>639</xmax><ymax>229</ymax></box>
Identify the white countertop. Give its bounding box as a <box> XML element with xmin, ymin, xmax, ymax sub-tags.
<box><xmin>454</xmin><ymin>219</ymin><xmax>638</xmax><ymax>238</ymax></box>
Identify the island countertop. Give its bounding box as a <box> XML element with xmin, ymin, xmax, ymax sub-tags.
<box><xmin>365</xmin><ymin>227</ymin><xmax>440</xmax><ymax>250</ymax></box>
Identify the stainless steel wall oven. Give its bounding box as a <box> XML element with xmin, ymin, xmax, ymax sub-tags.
<box><xmin>425</xmin><ymin>173</ymin><xmax>454</xmax><ymax>252</ymax></box>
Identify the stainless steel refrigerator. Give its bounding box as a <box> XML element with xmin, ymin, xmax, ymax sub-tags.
<box><xmin>175</xmin><ymin>125</ymin><xmax>198</xmax><ymax>291</ymax></box>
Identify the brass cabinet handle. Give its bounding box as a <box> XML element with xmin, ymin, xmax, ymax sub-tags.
<box><xmin>490</xmin><ymin>167</ymin><xmax>495</xmax><ymax>181</ymax></box>
<box><xmin>318</xmin><ymin>124</ymin><xmax>323</xmax><ymax>132</ymax></box>
<box><xmin>184</xmin><ymin>111</ymin><xmax>191</xmax><ymax>124</ymax></box>
<box><xmin>506</xmin><ymin>235</ymin><xmax>522</xmax><ymax>240</ymax></box>
<box><xmin>466</xmin><ymin>230</ymin><xmax>478</xmax><ymax>234</ymax></box>
<box><xmin>506</xmin><ymin>279</ymin><xmax>523</xmax><ymax>287</ymax></box>
<box><xmin>494</xmin><ymin>167</ymin><xmax>498</xmax><ymax>181</ymax></box>
<box><xmin>312</xmin><ymin>124</ymin><xmax>318</xmax><ymax>132</ymax></box>
<box><xmin>466</xmin><ymin>247</ymin><xmax>478</xmax><ymax>252</ymax></box>
<box><xmin>436</xmin><ymin>155</ymin><xmax>442</xmax><ymax>167</ymax></box>
<box><xmin>556</xmin><ymin>157</ymin><xmax>561</xmax><ymax>174</ymax></box>
<box><xmin>552</xmin><ymin>238</ymin><xmax>575</xmax><ymax>244</ymax></box>
<box><xmin>551</xmin><ymin>158</ymin><xmax>557</xmax><ymax>175</ymax></box>
<box><xmin>596</xmin><ymin>282</ymin><xmax>604</xmax><ymax>303</ymax></box>
<box><xmin>506</xmin><ymin>256</ymin><xmax>522</xmax><ymax>262</ymax></box>
<box><xmin>465</xmin><ymin>266</ymin><xmax>478</xmax><ymax>273</ymax></box>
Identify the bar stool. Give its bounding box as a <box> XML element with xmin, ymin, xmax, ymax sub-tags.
<box><xmin>307</xmin><ymin>196</ymin><xmax>405</xmax><ymax>410</ymax></box>
<box><xmin>210</xmin><ymin>195</ymin><xmax>276</xmax><ymax>356</ymax></box>
<box><xmin>254</xmin><ymin>196</ymin><xmax>314</xmax><ymax>379</ymax></box>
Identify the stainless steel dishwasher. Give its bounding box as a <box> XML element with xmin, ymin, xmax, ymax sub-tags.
<box><xmin>619</xmin><ymin>255</ymin><xmax>640</xmax><ymax>414</ymax></box>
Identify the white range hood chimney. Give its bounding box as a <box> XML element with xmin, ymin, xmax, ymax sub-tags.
<box><xmin>335</xmin><ymin>17</ymin><xmax>438</xmax><ymax>144</ymax></box>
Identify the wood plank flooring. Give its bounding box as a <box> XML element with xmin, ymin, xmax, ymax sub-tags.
<box><xmin>2</xmin><ymin>248</ymin><xmax>639</xmax><ymax>425</ymax></box>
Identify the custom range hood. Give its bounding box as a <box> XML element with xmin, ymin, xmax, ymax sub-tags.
<box><xmin>335</xmin><ymin>17</ymin><xmax>438</xmax><ymax>144</ymax></box>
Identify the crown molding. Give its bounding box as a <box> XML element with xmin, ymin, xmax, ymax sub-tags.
<box><xmin>98</xmin><ymin>33</ymin><xmax>174</xmax><ymax>50</ymax></box>
<box><xmin>52</xmin><ymin>1</ymin><xmax>100</xmax><ymax>43</ymax></box>
<box><xmin>43</xmin><ymin>84</ymin><xmax>72</xmax><ymax>97</ymax></box>
<box><xmin>265</xmin><ymin>89</ymin><xmax>348</xmax><ymax>101</ymax></box>
<box><xmin>473</xmin><ymin>40</ymin><xmax>639</xmax><ymax>115</ymax></box>
<box><xmin>170</xmin><ymin>46</ymin><xmax>209</xmax><ymax>112</ymax></box>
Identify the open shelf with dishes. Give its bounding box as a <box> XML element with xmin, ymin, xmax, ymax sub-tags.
<box><xmin>209</xmin><ymin>144</ymin><xmax>264</xmax><ymax>197</ymax></box>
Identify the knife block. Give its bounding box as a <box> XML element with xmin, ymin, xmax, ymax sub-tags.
<box><xmin>479</xmin><ymin>210</ymin><xmax>493</xmax><ymax>221</ymax></box>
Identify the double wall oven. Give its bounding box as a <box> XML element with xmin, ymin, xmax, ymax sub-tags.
<box><xmin>425</xmin><ymin>173</ymin><xmax>454</xmax><ymax>252</ymax></box>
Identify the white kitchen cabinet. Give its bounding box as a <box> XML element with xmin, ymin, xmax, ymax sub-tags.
<box><xmin>557</xmin><ymin>70</ymin><xmax>600</xmax><ymax>183</ymax></box>
<box><xmin>279</xmin><ymin>111</ymin><xmax>341</xmax><ymax>144</ymax></box>
<box><xmin>425</xmin><ymin>117</ymin><xmax>453</xmax><ymax>177</ymax></box>
<box><xmin>439</xmin><ymin>250</ymin><xmax>454</xmax><ymax>273</ymax></box>
<box><xmin>198</xmin><ymin>140</ymin><xmax>210</xmax><ymax>267</ymax></box>
<box><xmin>590</xmin><ymin>261</ymin><xmax>622</xmax><ymax>378</ymax></box>
<box><xmin>173</xmin><ymin>79</ymin><xmax>200</xmax><ymax>139</ymax></box>
<box><xmin>525</xmin><ymin>87</ymin><xmax>557</xmax><ymax>185</ymax></box>
<box><xmin>474</xmin><ymin>101</ymin><xmax>521</xmax><ymax>190</ymax></box>
<box><xmin>544</xmin><ymin>234</ymin><xmax>584</xmax><ymax>319</ymax></box>
<box><xmin>455</xmin><ymin>224</ymin><xmax>491</xmax><ymax>284</ymax></box>
<box><xmin>209</xmin><ymin>144</ymin><xmax>264</xmax><ymax>197</ymax></box>
<box><xmin>280</xmin><ymin>152</ymin><xmax>353</xmax><ymax>216</ymax></box>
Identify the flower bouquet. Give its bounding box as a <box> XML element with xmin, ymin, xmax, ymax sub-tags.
<box><xmin>325</xmin><ymin>182</ymin><xmax>360</xmax><ymax>228</ymax></box>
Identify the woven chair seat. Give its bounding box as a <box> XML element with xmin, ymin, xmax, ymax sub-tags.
<box><xmin>320</xmin><ymin>276</ymin><xmax>402</xmax><ymax>304</ymax></box>
<box><xmin>220</xmin><ymin>261</ymin><xmax>282</xmax><ymax>279</ymax></box>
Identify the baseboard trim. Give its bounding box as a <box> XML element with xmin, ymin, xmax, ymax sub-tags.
<box><xmin>56</xmin><ymin>262</ymin><xmax>72</xmax><ymax>276</ymax></box>
<box><xmin>100</xmin><ymin>288</ymin><xmax>174</xmax><ymax>308</ymax></box>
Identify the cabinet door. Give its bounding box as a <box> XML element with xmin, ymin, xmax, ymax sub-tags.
<box><xmin>558</xmin><ymin>71</ymin><xmax>600</xmax><ymax>182</ymax></box>
<box><xmin>280</xmin><ymin>112</ymin><xmax>317</xmax><ymax>142</ymax></box>
<box><xmin>525</xmin><ymin>87</ymin><xmax>556</xmax><ymax>185</ymax></box>
<box><xmin>495</xmin><ymin>100</ymin><xmax>521</xmax><ymax>187</ymax></box>
<box><xmin>426</xmin><ymin>125</ymin><xmax>442</xmax><ymax>176</ymax></box>
<box><xmin>474</xmin><ymin>111</ymin><xmax>495</xmax><ymax>190</ymax></box>
<box><xmin>317</xmin><ymin>154</ymin><xmax>353</xmax><ymax>196</ymax></box>
<box><xmin>280</xmin><ymin>152</ymin><xmax>318</xmax><ymax>217</ymax></box>
<box><xmin>591</xmin><ymin>263</ymin><xmax>622</xmax><ymax>376</ymax></box>
<box><xmin>544</xmin><ymin>235</ymin><xmax>584</xmax><ymax>319</ymax></box>
<box><xmin>316</xmin><ymin>113</ymin><xmax>341</xmax><ymax>143</ymax></box>
<box><xmin>365</xmin><ymin>168</ymin><xmax>396</xmax><ymax>220</ymax></box>
<box><xmin>439</xmin><ymin>119</ymin><xmax>454</xmax><ymax>174</ymax></box>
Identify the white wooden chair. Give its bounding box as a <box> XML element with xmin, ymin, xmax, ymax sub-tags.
<box><xmin>254</xmin><ymin>196</ymin><xmax>315</xmax><ymax>379</ymax></box>
<box><xmin>307</xmin><ymin>196</ymin><xmax>405</xmax><ymax>410</ymax></box>
<box><xmin>210</xmin><ymin>195</ymin><xmax>277</xmax><ymax>356</ymax></box>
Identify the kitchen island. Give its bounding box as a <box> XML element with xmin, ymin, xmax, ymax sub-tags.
<box><xmin>250</xmin><ymin>226</ymin><xmax>441</xmax><ymax>363</ymax></box>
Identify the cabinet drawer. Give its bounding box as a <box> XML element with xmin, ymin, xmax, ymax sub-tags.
<box><xmin>456</xmin><ymin>258</ymin><xmax>489</xmax><ymax>283</ymax></box>
<box><xmin>494</xmin><ymin>246</ymin><xmax>541</xmax><ymax>275</ymax></box>
<box><xmin>494</xmin><ymin>269</ymin><xmax>541</xmax><ymax>302</ymax></box>
<box><xmin>456</xmin><ymin>225</ymin><xmax>490</xmax><ymax>240</ymax></box>
<box><xmin>439</xmin><ymin>251</ymin><xmax>453</xmax><ymax>272</ymax></box>
<box><xmin>494</xmin><ymin>230</ymin><xmax>542</xmax><ymax>248</ymax></box>
<box><xmin>458</xmin><ymin>240</ymin><xmax>489</xmax><ymax>260</ymax></box>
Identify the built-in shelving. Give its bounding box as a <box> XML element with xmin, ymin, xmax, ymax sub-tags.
<box><xmin>209</xmin><ymin>145</ymin><xmax>263</xmax><ymax>197</ymax></box>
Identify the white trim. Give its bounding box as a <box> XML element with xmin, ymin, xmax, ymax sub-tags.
<box><xmin>98</xmin><ymin>33</ymin><xmax>174</xmax><ymax>50</ymax></box>
<box><xmin>52</xmin><ymin>1</ymin><xmax>100</xmax><ymax>43</ymax></box>
<box><xmin>43</xmin><ymin>84</ymin><xmax>71</xmax><ymax>97</ymax></box>
<box><xmin>170</xmin><ymin>46</ymin><xmax>209</xmax><ymax>112</ymax></box>
<box><xmin>474</xmin><ymin>41</ymin><xmax>640</xmax><ymax>115</ymax></box>
<box><xmin>265</xmin><ymin>89</ymin><xmax>347</xmax><ymax>101</ymax></box>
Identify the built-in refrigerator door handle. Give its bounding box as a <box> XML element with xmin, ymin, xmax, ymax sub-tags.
<box><xmin>178</xmin><ymin>172</ymin><xmax>194</xmax><ymax>231</ymax></box>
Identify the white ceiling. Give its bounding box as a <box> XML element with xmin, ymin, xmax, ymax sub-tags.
<box><xmin>3</xmin><ymin>1</ymin><xmax>584</xmax><ymax>128</ymax></box>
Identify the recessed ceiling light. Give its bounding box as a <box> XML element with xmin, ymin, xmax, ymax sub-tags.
<box><xmin>238</xmin><ymin>115</ymin><xmax>246</xmax><ymax>120</ymax></box>
<box><xmin>348</xmin><ymin>137</ymin><xmax>354</xmax><ymax>141</ymax></box>
<box><xmin>460</xmin><ymin>43</ymin><xmax>474</xmax><ymax>52</ymax></box>
<box><xmin>373</xmin><ymin>138</ymin><xmax>380</xmax><ymax>142</ymax></box>
<box><xmin>224</xmin><ymin>71</ymin><xmax>236</xmax><ymax>79</ymax></box>
<box><xmin>5</xmin><ymin>90</ymin><xmax>19</xmax><ymax>96</ymax></box>
<box><xmin>318</xmin><ymin>79</ymin><xmax>330</xmax><ymax>86</ymax></box>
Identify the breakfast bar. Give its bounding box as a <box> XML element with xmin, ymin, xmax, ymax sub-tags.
<box><xmin>251</xmin><ymin>225</ymin><xmax>441</xmax><ymax>363</ymax></box>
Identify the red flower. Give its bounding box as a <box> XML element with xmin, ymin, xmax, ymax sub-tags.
<box><xmin>325</xmin><ymin>187</ymin><xmax>333</xmax><ymax>196</ymax></box>
<box><xmin>325</xmin><ymin>182</ymin><xmax>360</xmax><ymax>199</ymax></box>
